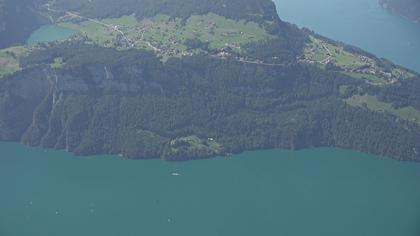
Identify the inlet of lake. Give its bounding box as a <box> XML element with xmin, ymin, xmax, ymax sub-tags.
<box><xmin>26</xmin><ymin>24</ymin><xmax>76</xmax><ymax>45</ymax></box>
<box><xmin>1</xmin><ymin>0</ymin><xmax>419</xmax><ymax>235</ymax></box>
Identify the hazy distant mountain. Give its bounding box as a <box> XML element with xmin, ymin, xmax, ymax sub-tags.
<box><xmin>380</xmin><ymin>0</ymin><xmax>420</xmax><ymax>23</ymax></box>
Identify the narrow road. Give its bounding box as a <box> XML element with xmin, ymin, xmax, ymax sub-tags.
<box><xmin>46</xmin><ymin>5</ymin><xmax>133</xmax><ymax>45</ymax></box>
<box><xmin>211</xmin><ymin>55</ymin><xmax>286</xmax><ymax>67</ymax></box>
<box><xmin>320</xmin><ymin>43</ymin><xmax>332</xmax><ymax>64</ymax></box>
<box><xmin>236</xmin><ymin>59</ymin><xmax>286</xmax><ymax>67</ymax></box>
<box><xmin>44</xmin><ymin>3</ymin><xmax>285</xmax><ymax>66</ymax></box>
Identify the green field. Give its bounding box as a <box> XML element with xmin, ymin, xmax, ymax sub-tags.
<box><xmin>305</xmin><ymin>36</ymin><xmax>365</xmax><ymax>68</ymax></box>
<box><xmin>345</xmin><ymin>94</ymin><xmax>420</xmax><ymax>123</ymax></box>
<box><xmin>0</xmin><ymin>46</ymin><xmax>29</xmax><ymax>78</ymax></box>
<box><xmin>166</xmin><ymin>135</ymin><xmax>223</xmax><ymax>159</ymax></box>
<box><xmin>303</xmin><ymin>36</ymin><xmax>415</xmax><ymax>85</ymax></box>
<box><xmin>341</xmin><ymin>71</ymin><xmax>386</xmax><ymax>84</ymax></box>
<box><xmin>58</xmin><ymin>13</ymin><xmax>273</xmax><ymax>58</ymax></box>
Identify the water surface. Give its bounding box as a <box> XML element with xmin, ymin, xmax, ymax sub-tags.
<box><xmin>27</xmin><ymin>25</ymin><xmax>76</xmax><ymax>45</ymax></box>
<box><xmin>8</xmin><ymin>1</ymin><xmax>420</xmax><ymax>235</ymax></box>
<box><xmin>1</xmin><ymin>143</ymin><xmax>420</xmax><ymax>236</ymax></box>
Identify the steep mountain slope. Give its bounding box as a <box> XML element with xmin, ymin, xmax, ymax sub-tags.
<box><xmin>0</xmin><ymin>0</ymin><xmax>419</xmax><ymax>161</ymax></box>
<box><xmin>0</xmin><ymin>0</ymin><xmax>47</xmax><ymax>48</ymax></box>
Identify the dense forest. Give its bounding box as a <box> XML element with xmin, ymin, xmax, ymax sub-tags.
<box><xmin>0</xmin><ymin>39</ymin><xmax>419</xmax><ymax>161</ymax></box>
<box><xmin>0</xmin><ymin>0</ymin><xmax>419</xmax><ymax>161</ymax></box>
<box><xmin>0</xmin><ymin>0</ymin><xmax>47</xmax><ymax>48</ymax></box>
<box><xmin>53</xmin><ymin>0</ymin><xmax>280</xmax><ymax>23</ymax></box>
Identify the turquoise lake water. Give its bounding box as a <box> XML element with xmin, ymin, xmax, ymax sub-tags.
<box><xmin>274</xmin><ymin>0</ymin><xmax>420</xmax><ymax>72</ymax></box>
<box><xmin>1</xmin><ymin>143</ymin><xmax>420</xmax><ymax>236</ymax></box>
<box><xmin>3</xmin><ymin>1</ymin><xmax>420</xmax><ymax>235</ymax></box>
<box><xmin>26</xmin><ymin>25</ymin><xmax>76</xmax><ymax>45</ymax></box>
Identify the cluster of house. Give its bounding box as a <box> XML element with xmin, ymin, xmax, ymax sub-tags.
<box><xmin>301</xmin><ymin>42</ymin><xmax>404</xmax><ymax>84</ymax></box>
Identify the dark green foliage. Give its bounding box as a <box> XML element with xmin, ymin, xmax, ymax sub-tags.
<box><xmin>52</xmin><ymin>0</ymin><xmax>279</xmax><ymax>23</ymax></box>
<box><xmin>244</xmin><ymin>37</ymin><xmax>307</xmax><ymax>64</ymax></box>
<box><xmin>375</xmin><ymin>78</ymin><xmax>420</xmax><ymax>110</ymax></box>
<box><xmin>1</xmin><ymin>43</ymin><xmax>419</xmax><ymax>161</ymax></box>
<box><xmin>0</xmin><ymin>0</ymin><xmax>419</xmax><ymax>162</ymax></box>
<box><xmin>0</xmin><ymin>68</ymin><xmax>51</xmax><ymax>140</ymax></box>
<box><xmin>184</xmin><ymin>38</ymin><xmax>209</xmax><ymax>50</ymax></box>
<box><xmin>0</xmin><ymin>0</ymin><xmax>47</xmax><ymax>48</ymax></box>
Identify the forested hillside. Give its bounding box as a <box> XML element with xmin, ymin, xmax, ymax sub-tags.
<box><xmin>52</xmin><ymin>0</ymin><xmax>280</xmax><ymax>22</ymax></box>
<box><xmin>0</xmin><ymin>0</ymin><xmax>419</xmax><ymax>161</ymax></box>
<box><xmin>0</xmin><ymin>0</ymin><xmax>47</xmax><ymax>48</ymax></box>
<box><xmin>0</xmin><ymin>39</ymin><xmax>419</xmax><ymax>161</ymax></box>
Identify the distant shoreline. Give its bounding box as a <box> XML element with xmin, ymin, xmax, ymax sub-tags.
<box><xmin>379</xmin><ymin>0</ymin><xmax>420</xmax><ymax>24</ymax></box>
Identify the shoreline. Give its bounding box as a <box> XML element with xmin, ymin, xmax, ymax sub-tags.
<box><xmin>379</xmin><ymin>0</ymin><xmax>420</xmax><ymax>25</ymax></box>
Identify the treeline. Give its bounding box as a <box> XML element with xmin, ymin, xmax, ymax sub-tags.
<box><xmin>52</xmin><ymin>0</ymin><xmax>305</xmax><ymax>38</ymax></box>
<box><xmin>21</xmin><ymin>40</ymin><xmax>159</xmax><ymax>69</ymax></box>
<box><xmin>373</xmin><ymin>78</ymin><xmax>420</xmax><ymax>110</ymax></box>
<box><xmin>53</xmin><ymin>0</ymin><xmax>278</xmax><ymax>22</ymax></box>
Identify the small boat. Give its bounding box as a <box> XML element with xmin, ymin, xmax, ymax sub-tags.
<box><xmin>171</xmin><ymin>172</ymin><xmax>181</xmax><ymax>176</ymax></box>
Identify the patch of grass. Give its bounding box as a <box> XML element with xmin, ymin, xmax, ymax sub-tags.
<box><xmin>392</xmin><ymin>68</ymin><xmax>417</xmax><ymax>79</ymax></box>
<box><xmin>58</xmin><ymin>13</ymin><xmax>273</xmax><ymax>57</ymax></box>
<box><xmin>184</xmin><ymin>13</ymin><xmax>271</xmax><ymax>50</ymax></box>
<box><xmin>342</xmin><ymin>72</ymin><xmax>386</xmax><ymax>84</ymax></box>
<box><xmin>307</xmin><ymin>37</ymin><xmax>363</xmax><ymax>68</ymax></box>
<box><xmin>0</xmin><ymin>46</ymin><xmax>29</xmax><ymax>78</ymax></box>
<box><xmin>339</xmin><ymin>85</ymin><xmax>349</xmax><ymax>95</ymax></box>
<box><xmin>169</xmin><ymin>135</ymin><xmax>222</xmax><ymax>155</ymax></box>
<box><xmin>59</xmin><ymin>21</ymin><xmax>118</xmax><ymax>47</ymax></box>
<box><xmin>345</xmin><ymin>94</ymin><xmax>420</xmax><ymax>123</ymax></box>
<box><xmin>303</xmin><ymin>36</ymin><xmax>415</xmax><ymax>85</ymax></box>
<box><xmin>101</xmin><ymin>15</ymin><xmax>138</xmax><ymax>27</ymax></box>
<box><xmin>51</xmin><ymin>57</ymin><xmax>65</xmax><ymax>69</ymax></box>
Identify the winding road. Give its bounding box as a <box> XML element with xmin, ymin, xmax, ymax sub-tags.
<box><xmin>44</xmin><ymin>3</ymin><xmax>285</xmax><ymax>67</ymax></box>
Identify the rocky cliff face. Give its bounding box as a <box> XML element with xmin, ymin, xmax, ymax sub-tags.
<box><xmin>1</xmin><ymin>61</ymin><xmax>169</xmax><ymax>158</ymax></box>
<box><xmin>1</xmin><ymin>49</ymin><xmax>420</xmax><ymax>161</ymax></box>
<box><xmin>0</xmin><ymin>68</ymin><xmax>50</xmax><ymax>140</ymax></box>
<box><xmin>0</xmin><ymin>0</ymin><xmax>419</xmax><ymax>162</ymax></box>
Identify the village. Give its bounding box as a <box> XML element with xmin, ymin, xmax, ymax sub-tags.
<box><xmin>301</xmin><ymin>36</ymin><xmax>414</xmax><ymax>84</ymax></box>
<box><xmin>53</xmin><ymin>9</ymin><xmax>274</xmax><ymax>63</ymax></box>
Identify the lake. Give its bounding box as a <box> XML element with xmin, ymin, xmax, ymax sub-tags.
<box><xmin>3</xmin><ymin>0</ymin><xmax>420</xmax><ymax>235</ymax></box>
<box><xmin>1</xmin><ymin>142</ymin><xmax>420</xmax><ymax>236</ymax></box>
<box><xmin>26</xmin><ymin>25</ymin><xmax>76</xmax><ymax>45</ymax></box>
